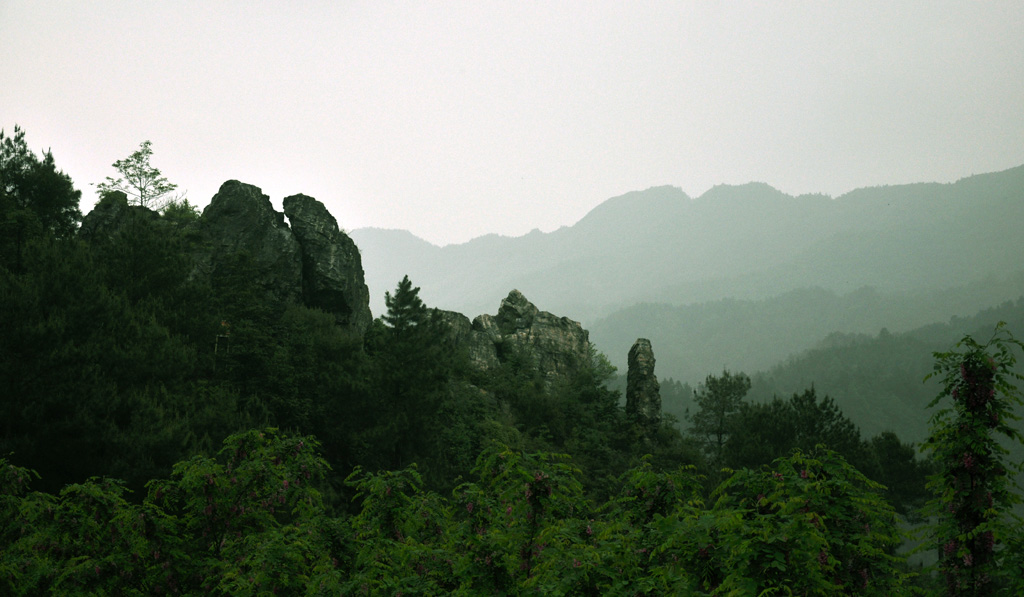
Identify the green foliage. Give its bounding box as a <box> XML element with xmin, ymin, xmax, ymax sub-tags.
<box><xmin>342</xmin><ymin>465</ymin><xmax>456</xmax><ymax>594</ymax></box>
<box><xmin>749</xmin><ymin>297</ymin><xmax>1024</xmax><ymax>445</ymax></box>
<box><xmin>0</xmin><ymin>234</ymin><xmax>200</xmax><ymax>492</ymax></box>
<box><xmin>96</xmin><ymin>140</ymin><xmax>179</xmax><ymax>210</ymax></box>
<box><xmin>726</xmin><ymin>387</ymin><xmax>866</xmax><ymax>468</ymax></box>
<box><xmin>5</xmin><ymin>128</ymin><xmax>1023</xmax><ymax>594</ymax></box>
<box><xmin>89</xmin><ymin>199</ymin><xmax>200</xmax><ymax>318</ymax></box>
<box><xmin>921</xmin><ymin>322</ymin><xmax>1024</xmax><ymax>595</ymax></box>
<box><xmin>452</xmin><ymin>445</ymin><xmax>591</xmax><ymax>593</ymax></box>
<box><xmin>725</xmin><ymin>387</ymin><xmax>933</xmax><ymax>517</ymax></box>
<box><xmin>362</xmin><ymin>276</ymin><xmax>459</xmax><ymax>476</ymax></box>
<box><xmin>865</xmin><ymin>431</ymin><xmax>933</xmax><ymax>518</ymax></box>
<box><xmin>381</xmin><ymin>274</ymin><xmax>429</xmax><ymax>334</ymax></box>
<box><xmin>0</xmin><ymin>430</ymin><xmax>933</xmax><ymax>595</ymax></box>
<box><xmin>161</xmin><ymin>197</ymin><xmax>201</xmax><ymax>225</ymax></box>
<box><xmin>1</xmin><ymin>429</ymin><xmax>342</xmax><ymax>595</ymax></box>
<box><xmin>0</xmin><ymin>125</ymin><xmax>81</xmax><ymax>271</ymax></box>
<box><xmin>710</xmin><ymin>447</ymin><xmax>909</xmax><ymax>595</ymax></box>
<box><xmin>149</xmin><ymin>429</ymin><xmax>336</xmax><ymax>594</ymax></box>
<box><xmin>658</xmin><ymin>376</ymin><xmax>695</xmax><ymax>424</ymax></box>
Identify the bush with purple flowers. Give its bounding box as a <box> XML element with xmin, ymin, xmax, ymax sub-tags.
<box><xmin>922</xmin><ymin>322</ymin><xmax>1024</xmax><ymax>595</ymax></box>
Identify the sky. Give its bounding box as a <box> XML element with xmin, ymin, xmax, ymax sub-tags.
<box><xmin>3</xmin><ymin>1</ymin><xmax>1023</xmax><ymax>246</ymax></box>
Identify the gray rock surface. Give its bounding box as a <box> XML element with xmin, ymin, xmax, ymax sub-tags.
<box><xmin>432</xmin><ymin>309</ymin><xmax>501</xmax><ymax>371</ymax></box>
<box><xmin>438</xmin><ymin>290</ymin><xmax>591</xmax><ymax>385</ymax></box>
<box><xmin>495</xmin><ymin>290</ymin><xmax>591</xmax><ymax>384</ymax></box>
<box><xmin>196</xmin><ymin>180</ymin><xmax>304</xmax><ymax>304</ymax></box>
<box><xmin>626</xmin><ymin>338</ymin><xmax>661</xmax><ymax>426</ymax></box>
<box><xmin>80</xmin><ymin>179</ymin><xmax>375</xmax><ymax>340</ymax></box>
<box><xmin>282</xmin><ymin>193</ymin><xmax>372</xmax><ymax>336</ymax></box>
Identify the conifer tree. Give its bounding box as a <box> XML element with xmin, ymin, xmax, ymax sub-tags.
<box><xmin>0</xmin><ymin>126</ymin><xmax>81</xmax><ymax>270</ymax></box>
<box><xmin>368</xmin><ymin>276</ymin><xmax>453</xmax><ymax>471</ymax></box>
<box><xmin>689</xmin><ymin>370</ymin><xmax>750</xmax><ymax>466</ymax></box>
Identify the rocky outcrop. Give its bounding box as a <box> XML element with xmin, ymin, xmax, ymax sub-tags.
<box><xmin>78</xmin><ymin>191</ymin><xmax>159</xmax><ymax>240</ymax></box>
<box><xmin>626</xmin><ymin>338</ymin><xmax>661</xmax><ymax>427</ymax></box>
<box><xmin>197</xmin><ymin>180</ymin><xmax>304</xmax><ymax>304</ymax></box>
<box><xmin>69</xmin><ymin>179</ymin><xmax>373</xmax><ymax>336</ymax></box>
<box><xmin>494</xmin><ymin>290</ymin><xmax>591</xmax><ymax>383</ymax></box>
<box><xmin>282</xmin><ymin>194</ymin><xmax>372</xmax><ymax>336</ymax></box>
<box><xmin>432</xmin><ymin>309</ymin><xmax>501</xmax><ymax>371</ymax></box>
<box><xmin>438</xmin><ymin>290</ymin><xmax>591</xmax><ymax>385</ymax></box>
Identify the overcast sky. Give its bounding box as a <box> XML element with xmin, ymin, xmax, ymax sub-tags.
<box><xmin>3</xmin><ymin>2</ymin><xmax>1023</xmax><ymax>246</ymax></box>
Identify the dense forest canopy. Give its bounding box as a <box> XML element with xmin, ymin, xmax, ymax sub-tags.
<box><xmin>3</xmin><ymin>128</ymin><xmax>1024</xmax><ymax>594</ymax></box>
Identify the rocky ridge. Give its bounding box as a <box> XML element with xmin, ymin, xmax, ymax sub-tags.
<box><xmin>82</xmin><ymin>182</ymin><xmax>598</xmax><ymax>377</ymax></box>
<box><xmin>436</xmin><ymin>289</ymin><xmax>592</xmax><ymax>386</ymax></box>
<box><xmin>196</xmin><ymin>180</ymin><xmax>304</xmax><ymax>305</ymax></box>
<box><xmin>197</xmin><ymin>181</ymin><xmax>372</xmax><ymax>336</ymax></box>
<box><xmin>82</xmin><ymin>180</ymin><xmax>373</xmax><ymax>337</ymax></box>
<box><xmin>79</xmin><ymin>190</ymin><xmax>159</xmax><ymax>239</ymax></box>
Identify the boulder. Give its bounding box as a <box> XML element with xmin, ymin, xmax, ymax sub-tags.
<box><xmin>626</xmin><ymin>338</ymin><xmax>661</xmax><ymax>427</ymax></box>
<box><xmin>282</xmin><ymin>193</ymin><xmax>372</xmax><ymax>336</ymax></box>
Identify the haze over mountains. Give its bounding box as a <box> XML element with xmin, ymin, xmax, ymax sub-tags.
<box><xmin>352</xmin><ymin>165</ymin><xmax>1024</xmax><ymax>384</ymax></box>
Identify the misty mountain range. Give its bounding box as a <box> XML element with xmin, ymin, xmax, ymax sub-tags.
<box><xmin>352</xmin><ymin>165</ymin><xmax>1024</xmax><ymax>384</ymax></box>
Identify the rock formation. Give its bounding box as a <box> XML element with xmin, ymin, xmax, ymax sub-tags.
<box><xmin>282</xmin><ymin>194</ymin><xmax>372</xmax><ymax>336</ymax></box>
<box><xmin>82</xmin><ymin>179</ymin><xmax>373</xmax><ymax>337</ymax></box>
<box><xmin>437</xmin><ymin>290</ymin><xmax>591</xmax><ymax>385</ymax></box>
<box><xmin>197</xmin><ymin>180</ymin><xmax>304</xmax><ymax>304</ymax></box>
<box><xmin>626</xmin><ymin>338</ymin><xmax>661</xmax><ymax>427</ymax></box>
<box><xmin>493</xmin><ymin>290</ymin><xmax>591</xmax><ymax>383</ymax></box>
<box><xmin>431</xmin><ymin>309</ymin><xmax>501</xmax><ymax>371</ymax></box>
<box><xmin>78</xmin><ymin>191</ymin><xmax>159</xmax><ymax>240</ymax></box>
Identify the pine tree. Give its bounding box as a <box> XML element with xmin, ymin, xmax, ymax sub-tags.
<box><xmin>0</xmin><ymin>126</ymin><xmax>81</xmax><ymax>270</ymax></box>
<box><xmin>382</xmin><ymin>274</ymin><xmax>429</xmax><ymax>334</ymax></box>
<box><xmin>365</xmin><ymin>276</ymin><xmax>452</xmax><ymax>472</ymax></box>
<box><xmin>688</xmin><ymin>370</ymin><xmax>750</xmax><ymax>465</ymax></box>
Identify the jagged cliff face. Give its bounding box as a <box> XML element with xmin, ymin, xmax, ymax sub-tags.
<box><xmin>79</xmin><ymin>191</ymin><xmax>159</xmax><ymax>239</ymax></box>
<box><xmin>282</xmin><ymin>193</ymin><xmax>372</xmax><ymax>335</ymax></box>
<box><xmin>437</xmin><ymin>289</ymin><xmax>592</xmax><ymax>385</ymax></box>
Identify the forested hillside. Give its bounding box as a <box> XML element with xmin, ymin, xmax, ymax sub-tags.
<box><xmin>643</xmin><ymin>295</ymin><xmax>1024</xmax><ymax>459</ymax></box>
<box><xmin>592</xmin><ymin>280</ymin><xmax>1024</xmax><ymax>383</ymax></box>
<box><xmin>2</xmin><ymin>128</ymin><xmax>692</xmax><ymax>501</ymax></box>
<box><xmin>748</xmin><ymin>296</ymin><xmax>1024</xmax><ymax>442</ymax></box>
<box><xmin>4</xmin><ymin>128</ymin><xmax>1024</xmax><ymax>593</ymax></box>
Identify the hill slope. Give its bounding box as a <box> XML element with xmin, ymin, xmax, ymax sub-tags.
<box><xmin>589</xmin><ymin>275</ymin><xmax>1024</xmax><ymax>383</ymax></box>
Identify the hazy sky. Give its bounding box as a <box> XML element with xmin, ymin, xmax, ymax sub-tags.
<box><xmin>3</xmin><ymin>2</ymin><xmax>1023</xmax><ymax>246</ymax></box>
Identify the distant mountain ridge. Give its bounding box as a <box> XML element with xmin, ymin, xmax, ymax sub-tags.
<box><xmin>353</xmin><ymin>164</ymin><xmax>1024</xmax><ymax>327</ymax></box>
<box><xmin>588</xmin><ymin>276</ymin><xmax>1024</xmax><ymax>383</ymax></box>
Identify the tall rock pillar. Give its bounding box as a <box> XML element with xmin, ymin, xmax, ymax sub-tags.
<box><xmin>626</xmin><ymin>338</ymin><xmax>662</xmax><ymax>428</ymax></box>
